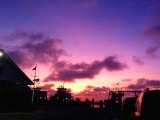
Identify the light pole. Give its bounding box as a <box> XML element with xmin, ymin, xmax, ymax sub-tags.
<box><xmin>0</xmin><ymin>51</ymin><xmax>3</xmax><ymax>57</ymax></box>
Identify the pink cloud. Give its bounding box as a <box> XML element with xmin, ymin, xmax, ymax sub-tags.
<box><xmin>40</xmin><ymin>83</ymin><xmax>55</xmax><ymax>97</ymax></box>
<box><xmin>73</xmin><ymin>86</ymin><xmax>109</xmax><ymax>101</ymax></box>
<box><xmin>122</xmin><ymin>79</ymin><xmax>132</xmax><ymax>82</ymax></box>
<box><xmin>132</xmin><ymin>56</ymin><xmax>144</xmax><ymax>65</ymax></box>
<box><xmin>146</xmin><ymin>46</ymin><xmax>160</xmax><ymax>58</ymax></box>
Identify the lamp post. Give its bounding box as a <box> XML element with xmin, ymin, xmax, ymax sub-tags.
<box><xmin>0</xmin><ymin>52</ymin><xmax>3</xmax><ymax>57</ymax></box>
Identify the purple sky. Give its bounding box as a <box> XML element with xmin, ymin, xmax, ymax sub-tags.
<box><xmin>1</xmin><ymin>0</ymin><xmax>160</xmax><ymax>100</ymax></box>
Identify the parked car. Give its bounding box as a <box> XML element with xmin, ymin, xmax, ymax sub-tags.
<box><xmin>135</xmin><ymin>88</ymin><xmax>160</xmax><ymax>120</ymax></box>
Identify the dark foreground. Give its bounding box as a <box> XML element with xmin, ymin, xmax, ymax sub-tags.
<box><xmin>0</xmin><ymin>107</ymin><xmax>111</xmax><ymax>120</ymax></box>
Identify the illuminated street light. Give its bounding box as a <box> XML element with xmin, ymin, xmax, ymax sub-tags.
<box><xmin>0</xmin><ymin>52</ymin><xmax>3</xmax><ymax>57</ymax></box>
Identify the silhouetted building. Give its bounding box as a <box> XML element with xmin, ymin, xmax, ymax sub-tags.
<box><xmin>49</xmin><ymin>85</ymin><xmax>73</xmax><ymax>105</ymax></box>
<box><xmin>33</xmin><ymin>87</ymin><xmax>47</xmax><ymax>103</ymax></box>
<box><xmin>0</xmin><ymin>49</ymin><xmax>34</xmax><ymax>111</ymax></box>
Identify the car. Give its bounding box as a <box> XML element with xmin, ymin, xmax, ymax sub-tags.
<box><xmin>134</xmin><ymin>88</ymin><xmax>160</xmax><ymax>120</ymax></box>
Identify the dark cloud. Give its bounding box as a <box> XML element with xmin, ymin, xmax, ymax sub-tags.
<box><xmin>143</xmin><ymin>4</ymin><xmax>160</xmax><ymax>58</ymax></box>
<box><xmin>74</xmin><ymin>86</ymin><xmax>109</xmax><ymax>100</ymax></box>
<box><xmin>144</xmin><ymin>25</ymin><xmax>160</xmax><ymax>37</ymax></box>
<box><xmin>132</xmin><ymin>56</ymin><xmax>144</xmax><ymax>65</ymax></box>
<box><xmin>6</xmin><ymin>30</ymin><xmax>48</xmax><ymax>43</ymax></box>
<box><xmin>40</xmin><ymin>83</ymin><xmax>54</xmax><ymax>90</ymax></box>
<box><xmin>146</xmin><ymin>46</ymin><xmax>160</xmax><ymax>58</ymax></box>
<box><xmin>143</xmin><ymin>25</ymin><xmax>160</xmax><ymax>58</ymax></box>
<box><xmin>122</xmin><ymin>79</ymin><xmax>132</xmax><ymax>82</ymax></box>
<box><xmin>4</xmin><ymin>30</ymin><xmax>67</xmax><ymax>68</ymax></box>
<box><xmin>1</xmin><ymin>31</ymin><xmax>128</xmax><ymax>83</ymax></box>
<box><xmin>44</xmin><ymin>56</ymin><xmax>127</xmax><ymax>82</ymax></box>
<box><xmin>40</xmin><ymin>83</ymin><xmax>55</xmax><ymax>97</ymax></box>
<box><xmin>0</xmin><ymin>44</ymin><xmax>4</xmax><ymax>49</ymax></box>
<box><xmin>93</xmin><ymin>86</ymin><xmax>109</xmax><ymax>92</ymax></box>
<box><xmin>9</xmin><ymin>50</ymin><xmax>33</xmax><ymax>68</ymax></box>
<box><xmin>127</xmin><ymin>78</ymin><xmax>160</xmax><ymax>90</ymax></box>
<box><xmin>102</xmin><ymin>56</ymin><xmax>128</xmax><ymax>71</ymax></box>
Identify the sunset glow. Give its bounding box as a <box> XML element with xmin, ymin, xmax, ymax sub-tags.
<box><xmin>1</xmin><ymin>0</ymin><xmax>160</xmax><ymax>100</ymax></box>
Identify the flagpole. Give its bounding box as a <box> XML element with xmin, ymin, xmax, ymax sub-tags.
<box><xmin>32</xmin><ymin>64</ymin><xmax>37</xmax><ymax>103</ymax></box>
<box><xmin>33</xmin><ymin>64</ymin><xmax>37</xmax><ymax>88</ymax></box>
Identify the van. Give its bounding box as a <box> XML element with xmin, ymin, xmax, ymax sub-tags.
<box><xmin>135</xmin><ymin>89</ymin><xmax>160</xmax><ymax>120</ymax></box>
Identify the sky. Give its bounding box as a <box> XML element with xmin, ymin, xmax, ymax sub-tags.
<box><xmin>1</xmin><ymin>0</ymin><xmax>160</xmax><ymax>100</ymax></box>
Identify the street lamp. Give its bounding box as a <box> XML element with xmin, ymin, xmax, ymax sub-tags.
<box><xmin>0</xmin><ymin>52</ymin><xmax>3</xmax><ymax>57</ymax></box>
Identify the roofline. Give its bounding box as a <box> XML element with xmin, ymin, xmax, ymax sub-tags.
<box><xmin>0</xmin><ymin>49</ymin><xmax>34</xmax><ymax>85</ymax></box>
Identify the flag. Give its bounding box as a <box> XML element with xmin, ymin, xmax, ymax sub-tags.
<box><xmin>32</xmin><ymin>66</ymin><xmax>36</xmax><ymax>71</ymax></box>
